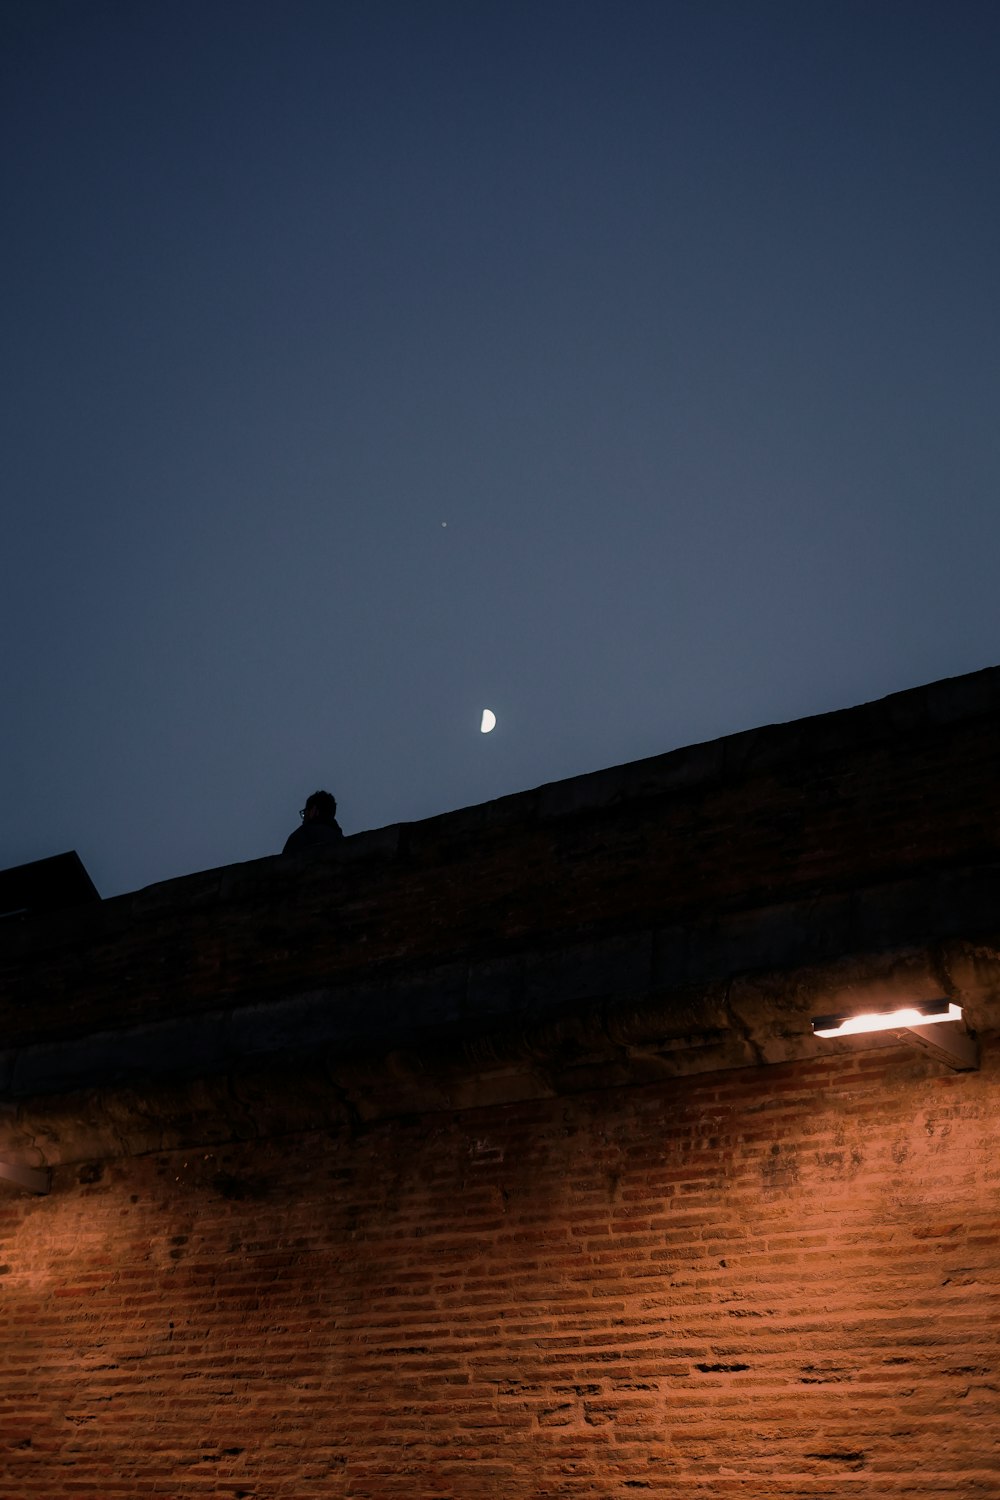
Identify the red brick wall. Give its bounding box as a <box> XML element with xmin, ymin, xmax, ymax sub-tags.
<box><xmin>3</xmin><ymin>1043</ymin><xmax>999</xmax><ymax>1497</ymax></box>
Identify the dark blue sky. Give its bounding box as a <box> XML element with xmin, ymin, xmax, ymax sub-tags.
<box><xmin>3</xmin><ymin>0</ymin><xmax>999</xmax><ymax>897</ymax></box>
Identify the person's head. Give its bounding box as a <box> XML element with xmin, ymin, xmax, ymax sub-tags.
<box><xmin>301</xmin><ymin>789</ymin><xmax>337</xmax><ymax>824</ymax></box>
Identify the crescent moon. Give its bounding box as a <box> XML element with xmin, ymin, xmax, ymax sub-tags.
<box><xmin>480</xmin><ymin>709</ymin><xmax>497</xmax><ymax>734</ymax></box>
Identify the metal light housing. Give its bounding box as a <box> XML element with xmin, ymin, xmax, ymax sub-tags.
<box><xmin>811</xmin><ymin>997</ymin><xmax>977</xmax><ymax>1071</ymax></box>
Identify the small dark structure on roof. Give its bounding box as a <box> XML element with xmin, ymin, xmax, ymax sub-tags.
<box><xmin>0</xmin><ymin>851</ymin><xmax>100</xmax><ymax>921</ymax></box>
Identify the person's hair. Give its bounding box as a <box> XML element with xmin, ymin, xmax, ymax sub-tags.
<box><xmin>305</xmin><ymin>789</ymin><xmax>337</xmax><ymax>822</ymax></box>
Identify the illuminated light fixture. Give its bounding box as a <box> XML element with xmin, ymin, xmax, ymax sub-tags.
<box><xmin>811</xmin><ymin>997</ymin><xmax>978</xmax><ymax>1072</ymax></box>
<box><xmin>812</xmin><ymin>998</ymin><xmax>961</xmax><ymax>1037</ymax></box>
<box><xmin>0</xmin><ymin>1160</ymin><xmax>50</xmax><ymax>1195</ymax></box>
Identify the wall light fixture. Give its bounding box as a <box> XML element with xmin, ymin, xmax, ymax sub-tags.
<box><xmin>811</xmin><ymin>997</ymin><xmax>978</xmax><ymax>1071</ymax></box>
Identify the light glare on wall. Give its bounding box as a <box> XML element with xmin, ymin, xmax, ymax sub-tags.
<box><xmin>0</xmin><ymin>1160</ymin><xmax>50</xmax><ymax>1195</ymax></box>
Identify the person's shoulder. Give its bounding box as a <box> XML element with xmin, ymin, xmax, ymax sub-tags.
<box><xmin>282</xmin><ymin>826</ymin><xmax>307</xmax><ymax>855</ymax></box>
<box><xmin>282</xmin><ymin>821</ymin><xmax>343</xmax><ymax>854</ymax></box>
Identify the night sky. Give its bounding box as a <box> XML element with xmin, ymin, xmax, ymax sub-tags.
<box><xmin>3</xmin><ymin>0</ymin><xmax>999</xmax><ymax>898</ymax></box>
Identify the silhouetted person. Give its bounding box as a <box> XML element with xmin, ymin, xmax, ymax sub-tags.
<box><xmin>282</xmin><ymin>790</ymin><xmax>344</xmax><ymax>854</ymax></box>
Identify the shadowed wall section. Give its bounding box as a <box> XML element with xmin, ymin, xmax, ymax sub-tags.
<box><xmin>3</xmin><ymin>667</ymin><xmax>1000</xmax><ymax>1495</ymax></box>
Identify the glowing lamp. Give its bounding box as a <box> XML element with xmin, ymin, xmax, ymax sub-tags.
<box><xmin>811</xmin><ymin>997</ymin><xmax>977</xmax><ymax>1071</ymax></box>
<box><xmin>812</xmin><ymin>998</ymin><xmax>962</xmax><ymax>1038</ymax></box>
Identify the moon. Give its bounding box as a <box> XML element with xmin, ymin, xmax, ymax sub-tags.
<box><xmin>480</xmin><ymin>709</ymin><xmax>497</xmax><ymax>734</ymax></box>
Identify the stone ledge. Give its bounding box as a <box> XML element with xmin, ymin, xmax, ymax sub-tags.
<box><xmin>4</xmin><ymin>938</ymin><xmax>996</xmax><ymax>1168</ymax></box>
<box><xmin>3</xmin><ymin>861</ymin><xmax>1000</xmax><ymax>1099</ymax></box>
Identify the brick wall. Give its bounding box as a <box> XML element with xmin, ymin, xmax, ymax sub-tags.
<box><xmin>3</xmin><ymin>1041</ymin><xmax>999</xmax><ymax>1497</ymax></box>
